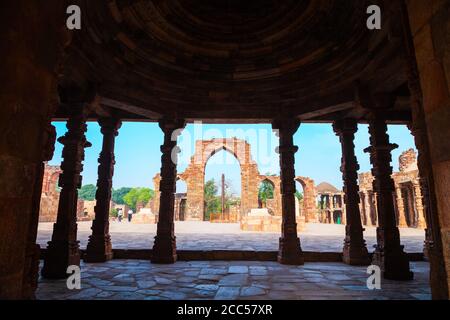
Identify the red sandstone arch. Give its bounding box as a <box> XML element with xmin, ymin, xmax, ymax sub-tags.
<box><xmin>183</xmin><ymin>138</ymin><xmax>260</xmax><ymax>220</ymax></box>
<box><xmin>151</xmin><ymin>139</ymin><xmax>319</xmax><ymax>222</ymax></box>
<box><xmin>295</xmin><ymin>176</ymin><xmax>317</xmax><ymax>222</ymax></box>
<box><xmin>257</xmin><ymin>176</ymin><xmax>281</xmax><ymax>215</ymax></box>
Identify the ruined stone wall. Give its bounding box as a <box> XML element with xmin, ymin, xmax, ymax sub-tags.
<box><xmin>258</xmin><ymin>175</ymin><xmax>281</xmax><ymax>216</ymax></box>
<box><xmin>176</xmin><ymin>138</ymin><xmax>260</xmax><ymax>221</ymax></box>
<box><xmin>358</xmin><ymin>150</ymin><xmax>425</xmax><ymax>228</ymax></box>
<box><xmin>295</xmin><ymin>177</ymin><xmax>317</xmax><ymax>222</ymax></box>
<box><xmin>152</xmin><ymin>139</ymin><xmax>318</xmax><ymax>225</ymax></box>
<box><xmin>39</xmin><ymin>164</ymin><xmax>62</xmax><ymax>222</ymax></box>
<box><xmin>399</xmin><ymin>148</ymin><xmax>418</xmax><ymax>172</ymax></box>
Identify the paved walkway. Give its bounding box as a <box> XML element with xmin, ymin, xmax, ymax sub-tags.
<box><xmin>36</xmin><ymin>260</ymin><xmax>431</xmax><ymax>300</ymax></box>
<box><xmin>37</xmin><ymin>221</ymin><xmax>426</xmax><ymax>252</ymax></box>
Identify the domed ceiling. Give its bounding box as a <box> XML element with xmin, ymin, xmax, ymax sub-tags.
<box><xmin>62</xmin><ymin>0</ymin><xmax>410</xmax><ymax>122</ymax></box>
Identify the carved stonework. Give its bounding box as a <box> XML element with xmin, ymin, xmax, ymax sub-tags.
<box><xmin>272</xmin><ymin>119</ymin><xmax>303</xmax><ymax>265</ymax></box>
<box><xmin>41</xmin><ymin>105</ymin><xmax>91</xmax><ymax>279</ymax></box>
<box><xmin>333</xmin><ymin>119</ymin><xmax>370</xmax><ymax>266</ymax></box>
<box><xmin>152</xmin><ymin>118</ymin><xmax>186</xmax><ymax>264</ymax></box>
<box><xmin>85</xmin><ymin>118</ymin><xmax>122</xmax><ymax>263</ymax></box>
<box><xmin>364</xmin><ymin>112</ymin><xmax>413</xmax><ymax>281</ymax></box>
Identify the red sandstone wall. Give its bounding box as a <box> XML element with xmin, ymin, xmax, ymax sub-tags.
<box><xmin>407</xmin><ymin>0</ymin><xmax>450</xmax><ymax>296</ymax></box>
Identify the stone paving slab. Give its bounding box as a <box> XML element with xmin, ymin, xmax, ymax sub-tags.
<box><xmin>36</xmin><ymin>260</ymin><xmax>431</xmax><ymax>300</ymax></box>
<box><xmin>37</xmin><ymin>222</ymin><xmax>426</xmax><ymax>252</ymax></box>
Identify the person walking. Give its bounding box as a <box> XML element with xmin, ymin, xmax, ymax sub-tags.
<box><xmin>117</xmin><ymin>208</ymin><xmax>123</xmax><ymax>223</ymax></box>
<box><xmin>128</xmin><ymin>209</ymin><xmax>133</xmax><ymax>222</ymax></box>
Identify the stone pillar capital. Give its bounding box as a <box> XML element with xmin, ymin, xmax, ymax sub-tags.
<box><xmin>159</xmin><ymin>118</ymin><xmax>186</xmax><ymax>135</ymax></box>
<box><xmin>98</xmin><ymin>117</ymin><xmax>122</xmax><ymax>136</ymax></box>
<box><xmin>271</xmin><ymin>118</ymin><xmax>301</xmax><ymax>137</ymax></box>
<box><xmin>332</xmin><ymin>118</ymin><xmax>358</xmax><ymax>135</ymax></box>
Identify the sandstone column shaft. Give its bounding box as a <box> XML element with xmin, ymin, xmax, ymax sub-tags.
<box><xmin>413</xmin><ymin>182</ymin><xmax>426</xmax><ymax>229</ymax></box>
<box><xmin>333</xmin><ymin>119</ymin><xmax>370</xmax><ymax>265</ymax></box>
<box><xmin>273</xmin><ymin>119</ymin><xmax>303</xmax><ymax>265</ymax></box>
<box><xmin>395</xmin><ymin>187</ymin><xmax>408</xmax><ymax>227</ymax></box>
<box><xmin>42</xmin><ymin>105</ymin><xmax>91</xmax><ymax>279</ymax></box>
<box><xmin>85</xmin><ymin>118</ymin><xmax>122</xmax><ymax>262</ymax></box>
<box><xmin>364</xmin><ymin>113</ymin><xmax>413</xmax><ymax>280</ymax></box>
<box><xmin>152</xmin><ymin>118</ymin><xmax>185</xmax><ymax>264</ymax></box>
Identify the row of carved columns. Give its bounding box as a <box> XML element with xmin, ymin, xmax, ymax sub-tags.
<box><xmin>40</xmin><ymin>103</ymin><xmax>124</xmax><ymax>278</ymax></box>
<box><xmin>39</xmin><ymin>110</ymin><xmax>417</xmax><ymax>282</ymax></box>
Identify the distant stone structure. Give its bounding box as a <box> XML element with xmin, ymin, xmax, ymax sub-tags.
<box><xmin>359</xmin><ymin>149</ymin><xmax>426</xmax><ymax>229</ymax></box>
<box><xmin>39</xmin><ymin>163</ymin><xmax>106</xmax><ymax>222</ymax></box>
<box><xmin>39</xmin><ymin>163</ymin><xmax>62</xmax><ymax>222</ymax></box>
<box><xmin>316</xmin><ymin>182</ymin><xmax>346</xmax><ymax>225</ymax></box>
<box><xmin>151</xmin><ymin>138</ymin><xmax>317</xmax><ymax>231</ymax></box>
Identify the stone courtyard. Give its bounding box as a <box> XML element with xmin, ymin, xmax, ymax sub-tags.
<box><xmin>37</xmin><ymin>222</ymin><xmax>425</xmax><ymax>253</ymax></box>
<box><xmin>36</xmin><ymin>260</ymin><xmax>431</xmax><ymax>300</ymax></box>
<box><xmin>36</xmin><ymin>221</ymin><xmax>430</xmax><ymax>300</ymax></box>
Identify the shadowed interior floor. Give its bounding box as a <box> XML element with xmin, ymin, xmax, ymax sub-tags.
<box><xmin>36</xmin><ymin>260</ymin><xmax>431</xmax><ymax>300</ymax></box>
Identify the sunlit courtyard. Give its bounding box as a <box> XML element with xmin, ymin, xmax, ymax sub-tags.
<box><xmin>37</xmin><ymin>221</ymin><xmax>425</xmax><ymax>253</ymax></box>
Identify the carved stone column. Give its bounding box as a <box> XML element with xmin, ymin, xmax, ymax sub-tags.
<box><xmin>341</xmin><ymin>194</ymin><xmax>347</xmax><ymax>225</ymax></box>
<box><xmin>41</xmin><ymin>104</ymin><xmax>91</xmax><ymax>279</ymax></box>
<box><xmin>22</xmin><ymin>124</ymin><xmax>57</xmax><ymax>298</ymax></box>
<box><xmin>412</xmin><ymin>182</ymin><xmax>426</xmax><ymax>229</ymax></box>
<box><xmin>85</xmin><ymin>118</ymin><xmax>122</xmax><ymax>262</ymax></box>
<box><xmin>272</xmin><ymin>119</ymin><xmax>303</xmax><ymax>265</ymax></box>
<box><xmin>364</xmin><ymin>112</ymin><xmax>413</xmax><ymax>280</ymax></box>
<box><xmin>333</xmin><ymin>119</ymin><xmax>370</xmax><ymax>265</ymax></box>
<box><xmin>395</xmin><ymin>187</ymin><xmax>408</xmax><ymax>227</ymax></box>
<box><xmin>152</xmin><ymin>118</ymin><xmax>185</xmax><ymax>264</ymax></box>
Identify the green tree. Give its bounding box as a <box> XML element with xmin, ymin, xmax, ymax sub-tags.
<box><xmin>123</xmin><ymin>187</ymin><xmax>154</xmax><ymax>211</ymax></box>
<box><xmin>258</xmin><ymin>180</ymin><xmax>274</xmax><ymax>205</ymax></box>
<box><xmin>204</xmin><ymin>179</ymin><xmax>220</xmax><ymax>220</ymax></box>
<box><xmin>79</xmin><ymin>184</ymin><xmax>97</xmax><ymax>201</ymax></box>
<box><xmin>112</xmin><ymin>187</ymin><xmax>132</xmax><ymax>205</ymax></box>
<box><xmin>295</xmin><ymin>191</ymin><xmax>304</xmax><ymax>201</ymax></box>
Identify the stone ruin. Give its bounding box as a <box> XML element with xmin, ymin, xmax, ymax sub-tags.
<box><xmin>39</xmin><ymin>163</ymin><xmax>97</xmax><ymax>222</ymax></box>
<box><xmin>359</xmin><ymin>149</ymin><xmax>426</xmax><ymax>229</ymax></box>
<box><xmin>151</xmin><ymin>138</ymin><xmax>317</xmax><ymax>232</ymax></box>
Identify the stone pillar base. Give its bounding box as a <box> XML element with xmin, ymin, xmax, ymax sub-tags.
<box><xmin>277</xmin><ymin>237</ymin><xmax>304</xmax><ymax>265</ymax></box>
<box><xmin>151</xmin><ymin>235</ymin><xmax>177</xmax><ymax>264</ymax></box>
<box><xmin>342</xmin><ymin>243</ymin><xmax>371</xmax><ymax>266</ymax></box>
<box><xmin>372</xmin><ymin>246</ymin><xmax>414</xmax><ymax>281</ymax></box>
<box><xmin>41</xmin><ymin>240</ymin><xmax>80</xmax><ymax>279</ymax></box>
<box><xmin>84</xmin><ymin>235</ymin><xmax>113</xmax><ymax>263</ymax></box>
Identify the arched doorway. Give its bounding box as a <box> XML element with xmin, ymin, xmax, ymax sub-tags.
<box><xmin>204</xmin><ymin>148</ymin><xmax>241</xmax><ymax>222</ymax></box>
<box><xmin>175</xmin><ymin>178</ymin><xmax>188</xmax><ymax>221</ymax></box>
<box><xmin>258</xmin><ymin>178</ymin><xmax>275</xmax><ymax>214</ymax></box>
<box><xmin>294</xmin><ymin>177</ymin><xmax>317</xmax><ymax>222</ymax></box>
<box><xmin>179</xmin><ymin>138</ymin><xmax>260</xmax><ymax>221</ymax></box>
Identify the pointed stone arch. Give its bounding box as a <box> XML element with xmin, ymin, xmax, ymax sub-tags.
<box><xmin>181</xmin><ymin>138</ymin><xmax>260</xmax><ymax>220</ymax></box>
<box><xmin>294</xmin><ymin>176</ymin><xmax>317</xmax><ymax>222</ymax></box>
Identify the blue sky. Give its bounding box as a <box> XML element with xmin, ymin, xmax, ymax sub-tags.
<box><xmin>49</xmin><ymin>122</ymin><xmax>416</xmax><ymax>195</ymax></box>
